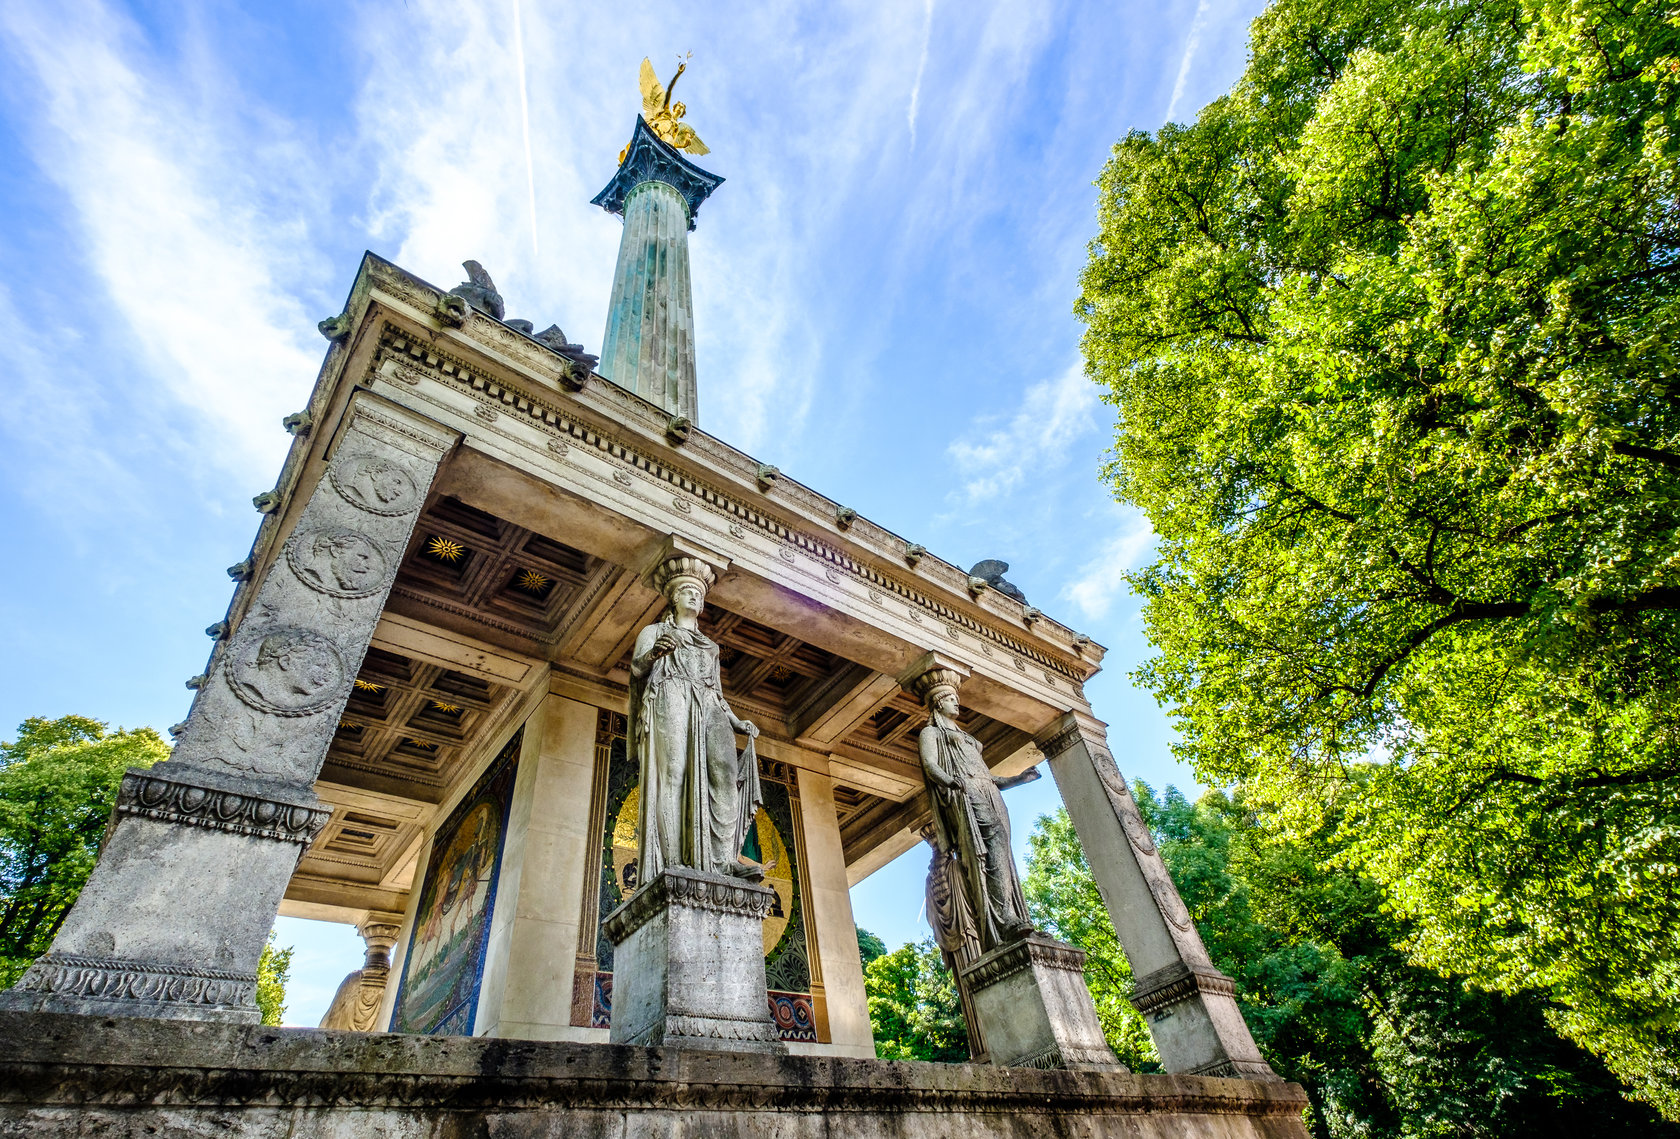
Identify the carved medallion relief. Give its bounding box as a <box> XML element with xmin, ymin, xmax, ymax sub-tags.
<box><xmin>227</xmin><ymin>626</ymin><xmax>348</xmax><ymax>717</ymax></box>
<box><xmin>285</xmin><ymin>527</ymin><xmax>390</xmax><ymax>599</ymax></box>
<box><xmin>330</xmin><ymin>453</ymin><xmax>421</xmax><ymax>516</ymax></box>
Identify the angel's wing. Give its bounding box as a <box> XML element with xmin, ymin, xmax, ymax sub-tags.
<box><xmin>672</xmin><ymin>124</ymin><xmax>710</xmax><ymax>156</ymax></box>
<box><xmin>639</xmin><ymin>58</ymin><xmax>666</xmax><ymax>117</ymax></box>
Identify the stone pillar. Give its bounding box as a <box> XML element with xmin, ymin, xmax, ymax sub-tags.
<box><xmin>793</xmin><ymin>766</ymin><xmax>874</xmax><ymax>1058</ymax></box>
<box><xmin>473</xmin><ymin>692</ymin><xmax>602</xmax><ymax>1041</ymax></box>
<box><xmin>599</xmin><ymin>181</ymin><xmax>698</xmax><ymax>420</ymax></box>
<box><xmin>603</xmin><ymin>868</ymin><xmax>786</xmax><ymax>1054</ymax></box>
<box><xmin>0</xmin><ymin>394</ymin><xmax>459</xmax><ymax>1022</ymax></box>
<box><xmin>319</xmin><ymin>915</ymin><xmax>403</xmax><ymax>1032</ymax></box>
<box><xmin>1038</xmin><ymin>711</ymin><xmax>1275</xmax><ymax>1079</ymax></box>
<box><xmin>592</xmin><ymin>116</ymin><xmax>723</xmax><ymax>425</ymax></box>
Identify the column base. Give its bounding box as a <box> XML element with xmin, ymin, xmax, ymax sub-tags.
<box><xmin>1131</xmin><ymin>961</ymin><xmax>1278</xmax><ymax>1080</ymax></box>
<box><xmin>0</xmin><ymin>763</ymin><xmax>329</xmax><ymax>1023</ymax></box>
<box><xmin>0</xmin><ymin>954</ymin><xmax>259</xmax><ymax>1023</ymax></box>
<box><xmin>602</xmin><ymin>868</ymin><xmax>786</xmax><ymax>1054</ymax></box>
<box><xmin>960</xmin><ymin>932</ymin><xmax>1123</xmax><ymax>1071</ymax></box>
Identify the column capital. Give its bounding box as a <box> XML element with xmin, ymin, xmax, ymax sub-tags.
<box><xmin>1033</xmin><ymin>709</ymin><xmax>1110</xmax><ymax>761</ymax></box>
<box><xmin>337</xmin><ymin>390</ymin><xmax>462</xmax><ymax>462</ymax></box>
<box><xmin>898</xmin><ymin>651</ymin><xmax>969</xmax><ymax>700</ymax></box>
<box><xmin>642</xmin><ymin>533</ymin><xmax>731</xmax><ymax>595</ymax></box>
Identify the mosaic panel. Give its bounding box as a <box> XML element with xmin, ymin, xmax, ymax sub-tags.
<box><xmin>388</xmin><ymin>729</ymin><xmax>521</xmax><ymax>1035</ymax></box>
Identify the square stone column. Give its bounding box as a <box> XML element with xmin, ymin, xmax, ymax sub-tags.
<box><xmin>960</xmin><ymin>933</ymin><xmax>1122</xmax><ymax>1071</ymax></box>
<box><xmin>0</xmin><ymin>393</ymin><xmax>459</xmax><ymax>1023</ymax></box>
<box><xmin>472</xmin><ymin>692</ymin><xmax>602</xmax><ymax>1041</ymax></box>
<box><xmin>1038</xmin><ymin>711</ymin><xmax>1276</xmax><ymax>1080</ymax></box>
<box><xmin>603</xmin><ymin>868</ymin><xmax>787</xmax><ymax>1054</ymax></box>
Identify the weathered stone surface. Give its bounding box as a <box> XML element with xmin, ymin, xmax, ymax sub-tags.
<box><xmin>1039</xmin><ymin>711</ymin><xmax>1277</xmax><ymax>1079</ymax></box>
<box><xmin>0</xmin><ymin>394</ymin><xmax>459</xmax><ymax>1025</ymax></box>
<box><xmin>0</xmin><ymin>1011</ymin><xmax>1312</xmax><ymax>1137</ymax></box>
<box><xmin>604</xmin><ymin>868</ymin><xmax>786</xmax><ymax>1054</ymax></box>
<box><xmin>597</xmin><ymin>171</ymin><xmax>706</xmax><ymax>422</ymax></box>
<box><xmin>961</xmin><ymin>933</ymin><xmax>1120</xmax><ymax>1071</ymax></box>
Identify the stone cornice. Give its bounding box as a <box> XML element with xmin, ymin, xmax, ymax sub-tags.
<box><xmin>602</xmin><ymin>868</ymin><xmax>776</xmax><ymax>945</ymax></box>
<box><xmin>959</xmin><ymin>933</ymin><xmax>1088</xmax><ymax>992</ymax></box>
<box><xmin>371</xmin><ymin>319</ymin><xmax>1095</xmax><ymax>686</ymax></box>
<box><xmin>117</xmin><ymin>766</ymin><xmax>332</xmax><ymax>847</ymax></box>
<box><xmin>0</xmin><ymin>1011</ymin><xmax>1316</xmax><ymax>1117</ymax></box>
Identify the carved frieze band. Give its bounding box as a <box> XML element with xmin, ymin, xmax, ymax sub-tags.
<box><xmin>661</xmin><ymin>1012</ymin><xmax>781</xmax><ymax>1043</ymax></box>
<box><xmin>1129</xmin><ymin>961</ymin><xmax>1239</xmax><ymax>1018</ymax></box>
<box><xmin>12</xmin><ymin>953</ymin><xmax>257</xmax><ymax>1008</ymax></box>
<box><xmin>960</xmin><ymin>934</ymin><xmax>1087</xmax><ymax>993</ymax></box>
<box><xmin>1009</xmin><ymin>1043</ymin><xmax>1122</xmax><ymax>1070</ymax></box>
<box><xmin>117</xmin><ymin>770</ymin><xmax>332</xmax><ymax>846</ymax></box>
<box><xmin>602</xmin><ymin>869</ymin><xmax>776</xmax><ymax>944</ymax></box>
<box><xmin>374</xmin><ymin>325</ymin><xmax>1086</xmax><ymax>682</ymax></box>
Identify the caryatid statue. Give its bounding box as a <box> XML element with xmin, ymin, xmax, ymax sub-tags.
<box><xmin>629</xmin><ymin>553</ymin><xmax>765</xmax><ymax>882</ymax></box>
<box><xmin>913</xmin><ymin>665</ymin><xmax>1034</xmax><ymax>952</ymax></box>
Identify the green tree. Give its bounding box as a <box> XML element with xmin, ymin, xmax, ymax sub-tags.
<box><xmin>256</xmin><ymin>933</ymin><xmax>292</xmax><ymax>1026</ymax></box>
<box><xmin>1027</xmin><ymin>795</ymin><xmax>1678</xmax><ymax>1137</ymax></box>
<box><xmin>863</xmin><ymin>938</ymin><xmax>969</xmax><ymax>1062</ymax></box>
<box><xmin>0</xmin><ymin>716</ymin><xmax>169</xmax><ymax>986</ymax></box>
<box><xmin>1076</xmin><ymin>0</ymin><xmax>1680</xmax><ymax>1111</ymax></box>
<box><xmin>856</xmin><ymin>926</ymin><xmax>888</xmax><ymax>970</ymax></box>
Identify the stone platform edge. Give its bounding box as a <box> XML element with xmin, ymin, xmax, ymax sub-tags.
<box><xmin>0</xmin><ymin>1011</ymin><xmax>1309</xmax><ymax>1121</ymax></box>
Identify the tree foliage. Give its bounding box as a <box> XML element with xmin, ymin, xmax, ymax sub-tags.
<box><xmin>863</xmin><ymin>937</ymin><xmax>969</xmax><ymax>1062</ymax></box>
<box><xmin>256</xmin><ymin>933</ymin><xmax>292</xmax><ymax>1027</ymax></box>
<box><xmin>1028</xmin><ymin>796</ymin><xmax>1677</xmax><ymax>1137</ymax></box>
<box><xmin>0</xmin><ymin>716</ymin><xmax>168</xmax><ymax>986</ymax></box>
<box><xmin>1077</xmin><ymin>0</ymin><xmax>1680</xmax><ymax>1110</ymax></box>
<box><xmin>856</xmin><ymin>925</ymin><xmax>888</xmax><ymax>970</ymax></box>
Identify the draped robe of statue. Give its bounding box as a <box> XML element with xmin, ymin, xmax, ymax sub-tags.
<box><xmin>629</xmin><ymin>618</ymin><xmax>763</xmax><ymax>880</ymax></box>
<box><xmin>919</xmin><ymin>713</ymin><xmax>1031</xmax><ymax>951</ymax></box>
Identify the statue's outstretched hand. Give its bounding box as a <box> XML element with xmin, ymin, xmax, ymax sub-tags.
<box><xmin>734</xmin><ymin>719</ymin><xmax>760</xmax><ymax>739</ymax></box>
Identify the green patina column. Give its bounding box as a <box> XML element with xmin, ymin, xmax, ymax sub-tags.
<box><xmin>594</xmin><ymin>117</ymin><xmax>724</xmax><ymax>425</ymax></box>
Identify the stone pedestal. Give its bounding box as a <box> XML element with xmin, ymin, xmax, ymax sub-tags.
<box><xmin>960</xmin><ymin>933</ymin><xmax>1122</xmax><ymax>1071</ymax></box>
<box><xmin>602</xmin><ymin>868</ymin><xmax>785</xmax><ymax>1054</ymax></box>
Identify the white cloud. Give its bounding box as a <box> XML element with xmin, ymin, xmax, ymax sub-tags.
<box><xmin>946</xmin><ymin>361</ymin><xmax>1099</xmax><ymax>504</ymax></box>
<box><xmin>0</xmin><ymin>0</ymin><xmax>321</xmax><ymax>483</ymax></box>
<box><xmin>908</xmin><ymin>0</ymin><xmax>936</xmax><ymax>146</ymax></box>
<box><xmin>1061</xmin><ymin>509</ymin><xmax>1156</xmax><ymax>620</ymax></box>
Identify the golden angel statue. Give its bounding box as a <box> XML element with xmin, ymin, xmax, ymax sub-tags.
<box><xmin>619</xmin><ymin>54</ymin><xmax>711</xmax><ymax>165</ymax></box>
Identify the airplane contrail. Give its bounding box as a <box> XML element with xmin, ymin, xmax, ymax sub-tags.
<box><xmin>512</xmin><ymin>0</ymin><xmax>539</xmax><ymax>259</ymax></box>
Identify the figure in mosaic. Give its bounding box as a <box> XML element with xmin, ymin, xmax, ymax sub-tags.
<box><xmin>629</xmin><ymin>555</ymin><xmax>764</xmax><ymax>881</ymax></box>
<box><xmin>914</xmin><ymin>667</ymin><xmax>1034</xmax><ymax>951</ymax></box>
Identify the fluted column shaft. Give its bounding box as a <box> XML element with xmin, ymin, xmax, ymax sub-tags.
<box><xmin>599</xmin><ymin>180</ymin><xmax>698</xmax><ymax>423</ymax></box>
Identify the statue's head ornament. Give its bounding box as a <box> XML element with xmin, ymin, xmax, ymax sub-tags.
<box><xmin>652</xmin><ymin>554</ymin><xmax>717</xmax><ymax>599</ymax></box>
<box><xmin>909</xmin><ymin>666</ymin><xmax>964</xmax><ymax>708</ymax></box>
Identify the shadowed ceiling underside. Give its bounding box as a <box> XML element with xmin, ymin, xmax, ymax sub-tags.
<box><xmin>296</xmin><ymin>493</ymin><xmax>1027</xmax><ymax>912</ymax></box>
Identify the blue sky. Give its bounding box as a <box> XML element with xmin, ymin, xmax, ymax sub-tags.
<box><xmin>0</xmin><ymin>0</ymin><xmax>1264</xmax><ymax>1025</ymax></box>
